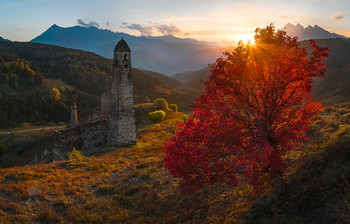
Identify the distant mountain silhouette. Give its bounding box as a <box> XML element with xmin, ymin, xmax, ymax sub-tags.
<box><xmin>0</xmin><ymin>36</ymin><xmax>10</xmax><ymax>41</ymax></box>
<box><xmin>31</xmin><ymin>24</ymin><xmax>229</xmax><ymax>75</ymax></box>
<box><xmin>284</xmin><ymin>23</ymin><xmax>347</xmax><ymax>40</ymax></box>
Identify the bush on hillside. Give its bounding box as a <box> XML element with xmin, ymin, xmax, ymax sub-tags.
<box><xmin>181</xmin><ymin>114</ymin><xmax>189</xmax><ymax>122</ymax></box>
<box><xmin>69</xmin><ymin>147</ymin><xmax>85</xmax><ymax>163</ymax></box>
<box><xmin>15</xmin><ymin>147</ymin><xmax>23</xmax><ymax>155</ymax></box>
<box><xmin>153</xmin><ymin>98</ymin><xmax>168</xmax><ymax>111</ymax></box>
<box><xmin>148</xmin><ymin>110</ymin><xmax>166</xmax><ymax>122</ymax></box>
<box><xmin>169</xmin><ymin>104</ymin><xmax>178</xmax><ymax>112</ymax></box>
<box><xmin>0</xmin><ymin>144</ymin><xmax>7</xmax><ymax>155</ymax></box>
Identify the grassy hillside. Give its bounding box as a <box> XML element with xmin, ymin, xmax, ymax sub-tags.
<box><xmin>0</xmin><ymin>113</ymin><xmax>254</xmax><ymax>223</ymax></box>
<box><xmin>244</xmin><ymin>103</ymin><xmax>350</xmax><ymax>223</ymax></box>
<box><xmin>300</xmin><ymin>38</ymin><xmax>350</xmax><ymax>72</ymax></box>
<box><xmin>0</xmin><ymin>79</ymin><xmax>100</xmax><ymax>128</ymax></box>
<box><xmin>0</xmin><ymin>41</ymin><xmax>183</xmax><ymax>97</ymax></box>
<box><xmin>0</xmin><ymin>130</ymin><xmax>55</xmax><ymax>168</ymax></box>
<box><xmin>172</xmin><ymin>65</ymin><xmax>211</xmax><ymax>89</ymax></box>
<box><xmin>0</xmin><ymin>41</ymin><xmax>197</xmax><ymax>128</ymax></box>
<box><xmin>312</xmin><ymin>64</ymin><xmax>350</xmax><ymax>105</ymax></box>
<box><xmin>1</xmin><ymin>103</ymin><xmax>349</xmax><ymax>223</ymax></box>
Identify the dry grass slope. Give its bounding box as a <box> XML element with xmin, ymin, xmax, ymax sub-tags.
<box><xmin>1</xmin><ymin>103</ymin><xmax>350</xmax><ymax>223</ymax></box>
<box><xmin>0</xmin><ymin>113</ymin><xmax>257</xmax><ymax>224</ymax></box>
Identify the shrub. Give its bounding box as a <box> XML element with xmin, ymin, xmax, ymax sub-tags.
<box><xmin>50</xmin><ymin>88</ymin><xmax>60</xmax><ymax>102</ymax></box>
<box><xmin>148</xmin><ymin>110</ymin><xmax>166</xmax><ymax>122</ymax></box>
<box><xmin>0</xmin><ymin>144</ymin><xmax>7</xmax><ymax>155</ymax></box>
<box><xmin>69</xmin><ymin>148</ymin><xmax>85</xmax><ymax>163</ymax></box>
<box><xmin>181</xmin><ymin>114</ymin><xmax>189</xmax><ymax>122</ymax></box>
<box><xmin>343</xmin><ymin>112</ymin><xmax>350</xmax><ymax>120</ymax></box>
<box><xmin>58</xmin><ymin>86</ymin><xmax>66</xmax><ymax>93</ymax></box>
<box><xmin>168</xmin><ymin>104</ymin><xmax>178</xmax><ymax>112</ymax></box>
<box><xmin>335</xmin><ymin>125</ymin><xmax>350</xmax><ymax>138</ymax></box>
<box><xmin>153</xmin><ymin>98</ymin><xmax>168</xmax><ymax>111</ymax></box>
<box><xmin>15</xmin><ymin>147</ymin><xmax>24</xmax><ymax>155</ymax></box>
<box><xmin>21</xmin><ymin>122</ymin><xmax>31</xmax><ymax>127</ymax></box>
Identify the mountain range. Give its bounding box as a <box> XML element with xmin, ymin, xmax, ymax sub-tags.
<box><xmin>31</xmin><ymin>24</ymin><xmax>229</xmax><ymax>76</ymax></box>
<box><xmin>30</xmin><ymin>23</ymin><xmax>348</xmax><ymax>76</ymax></box>
<box><xmin>26</xmin><ymin>23</ymin><xmax>350</xmax><ymax>105</ymax></box>
<box><xmin>0</xmin><ymin>36</ymin><xmax>10</xmax><ymax>42</ymax></box>
<box><xmin>284</xmin><ymin>23</ymin><xmax>347</xmax><ymax>40</ymax></box>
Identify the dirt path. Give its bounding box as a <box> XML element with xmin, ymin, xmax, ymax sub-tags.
<box><xmin>0</xmin><ymin>126</ymin><xmax>66</xmax><ymax>135</ymax></box>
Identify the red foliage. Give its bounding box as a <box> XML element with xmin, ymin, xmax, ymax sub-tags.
<box><xmin>163</xmin><ymin>24</ymin><xmax>329</xmax><ymax>194</ymax></box>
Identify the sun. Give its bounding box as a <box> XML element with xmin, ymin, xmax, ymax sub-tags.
<box><xmin>236</xmin><ymin>33</ymin><xmax>255</xmax><ymax>45</ymax></box>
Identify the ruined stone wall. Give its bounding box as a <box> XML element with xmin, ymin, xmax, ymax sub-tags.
<box><xmin>101</xmin><ymin>92</ymin><xmax>110</xmax><ymax>117</ymax></box>
<box><xmin>53</xmin><ymin>119</ymin><xmax>108</xmax><ymax>161</ymax></box>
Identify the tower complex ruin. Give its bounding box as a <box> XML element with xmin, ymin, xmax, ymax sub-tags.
<box><xmin>108</xmin><ymin>39</ymin><xmax>136</xmax><ymax>145</ymax></box>
<box><xmin>53</xmin><ymin>39</ymin><xmax>136</xmax><ymax>161</ymax></box>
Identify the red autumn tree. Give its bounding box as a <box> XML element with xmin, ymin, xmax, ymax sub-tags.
<box><xmin>163</xmin><ymin>24</ymin><xmax>329</xmax><ymax>194</ymax></box>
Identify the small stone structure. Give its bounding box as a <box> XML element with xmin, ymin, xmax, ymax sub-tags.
<box><xmin>70</xmin><ymin>102</ymin><xmax>78</xmax><ymax>127</ymax></box>
<box><xmin>53</xmin><ymin>39</ymin><xmax>136</xmax><ymax>161</ymax></box>
<box><xmin>53</xmin><ymin>119</ymin><xmax>108</xmax><ymax>161</ymax></box>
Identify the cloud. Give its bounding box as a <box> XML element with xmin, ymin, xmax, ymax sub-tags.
<box><xmin>120</xmin><ymin>21</ymin><xmax>184</xmax><ymax>36</ymax></box>
<box><xmin>270</xmin><ymin>13</ymin><xmax>296</xmax><ymax>20</ymax></box>
<box><xmin>121</xmin><ymin>22</ymin><xmax>153</xmax><ymax>36</ymax></box>
<box><xmin>77</xmin><ymin>19</ymin><xmax>100</xmax><ymax>28</ymax></box>
<box><xmin>333</xmin><ymin>11</ymin><xmax>346</xmax><ymax>21</ymax></box>
<box><xmin>154</xmin><ymin>24</ymin><xmax>182</xmax><ymax>35</ymax></box>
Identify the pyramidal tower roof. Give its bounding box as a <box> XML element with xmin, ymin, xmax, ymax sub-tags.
<box><xmin>114</xmin><ymin>38</ymin><xmax>130</xmax><ymax>52</ymax></box>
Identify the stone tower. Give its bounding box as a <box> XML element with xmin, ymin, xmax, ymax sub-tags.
<box><xmin>108</xmin><ymin>38</ymin><xmax>136</xmax><ymax>146</ymax></box>
<box><xmin>70</xmin><ymin>102</ymin><xmax>78</xmax><ymax>128</ymax></box>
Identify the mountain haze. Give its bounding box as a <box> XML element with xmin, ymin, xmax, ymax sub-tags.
<box><xmin>172</xmin><ymin>65</ymin><xmax>211</xmax><ymax>89</ymax></box>
<box><xmin>31</xmin><ymin>24</ymin><xmax>229</xmax><ymax>75</ymax></box>
<box><xmin>284</xmin><ymin>23</ymin><xmax>347</xmax><ymax>40</ymax></box>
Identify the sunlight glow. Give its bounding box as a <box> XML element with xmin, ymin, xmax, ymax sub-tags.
<box><xmin>236</xmin><ymin>33</ymin><xmax>255</xmax><ymax>44</ymax></box>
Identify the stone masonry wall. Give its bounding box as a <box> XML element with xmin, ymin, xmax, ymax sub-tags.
<box><xmin>101</xmin><ymin>92</ymin><xmax>110</xmax><ymax>117</ymax></box>
<box><xmin>108</xmin><ymin>50</ymin><xmax>136</xmax><ymax>146</ymax></box>
<box><xmin>53</xmin><ymin>119</ymin><xmax>108</xmax><ymax>161</ymax></box>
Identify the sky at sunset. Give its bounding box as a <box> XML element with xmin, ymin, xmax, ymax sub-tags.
<box><xmin>0</xmin><ymin>0</ymin><xmax>349</xmax><ymax>42</ymax></box>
